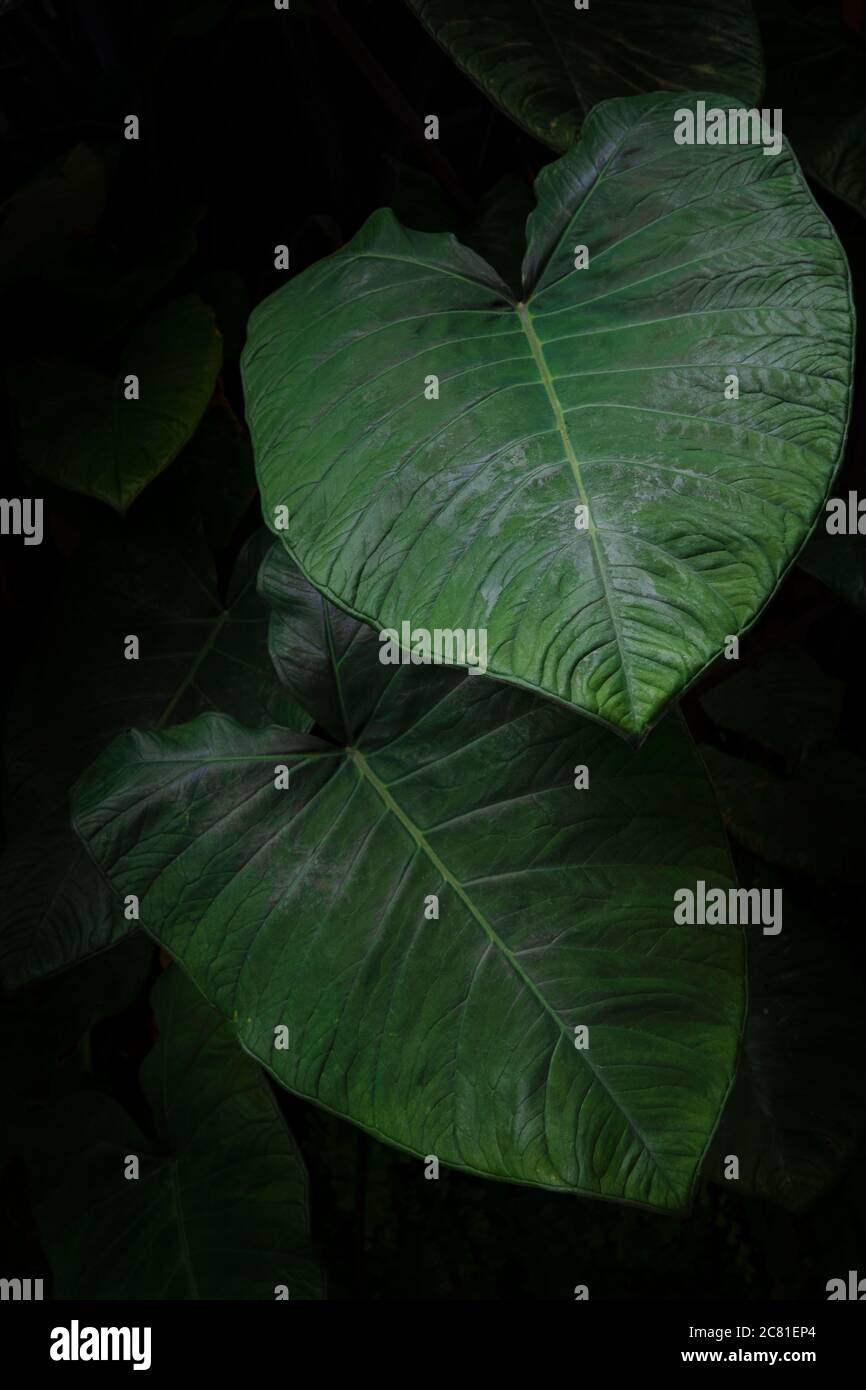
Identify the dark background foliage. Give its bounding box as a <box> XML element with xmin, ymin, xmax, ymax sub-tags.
<box><xmin>1</xmin><ymin>0</ymin><xmax>865</xmax><ymax>1299</ymax></box>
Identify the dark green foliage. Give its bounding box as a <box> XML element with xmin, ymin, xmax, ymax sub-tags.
<box><xmin>1</xmin><ymin>0</ymin><xmax>864</xmax><ymax>1304</ymax></box>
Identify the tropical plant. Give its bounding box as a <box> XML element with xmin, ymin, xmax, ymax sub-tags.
<box><xmin>1</xmin><ymin>0</ymin><xmax>864</xmax><ymax>1302</ymax></box>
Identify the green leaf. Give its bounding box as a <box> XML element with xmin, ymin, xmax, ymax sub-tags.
<box><xmin>23</xmin><ymin>968</ymin><xmax>323</xmax><ymax>1299</ymax></box>
<box><xmin>73</xmin><ymin>545</ymin><xmax>743</xmax><ymax>1209</ymax></box>
<box><xmin>405</xmin><ymin>0</ymin><xmax>763</xmax><ymax>151</ymax></box>
<box><xmin>14</xmin><ymin>295</ymin><xmax>223</xmax><ymax>512</ymax></box>
<box><xmin>758</xmin><ymin>0</ymin><xmax>866</xmax><ymax>219</ymax></box>
<box><xmin>707</xmin><ymin>855</ymin><xmax>866</xmax><ymax>1212</ymax></box>
<box><xmin>242</xmin><ymin>92</ymin><xmax>854</xmax><ymax>740</ymax></box>
<box><xmin>0</xmin><ymin>532</ymin><xmax>308</xmax><ymax>990</ymax></box>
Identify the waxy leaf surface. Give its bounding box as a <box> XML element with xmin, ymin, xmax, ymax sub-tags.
<box><xmin>243</xmin><ymin>93</ymin><xmax>853</xmax><ymax>739</ymax></box>
<box><xmin>73</xmin><ymin>546</ymin><xmax>743</xmax><ymax>1209</ymax></box>
<box><xmin>25</xmin><ymin>969</ymin><xmax>322</xmax><ymax>1299</ymax></box>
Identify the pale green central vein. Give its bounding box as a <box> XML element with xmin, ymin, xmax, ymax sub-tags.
<box><xmin>345</xmin><ymin>744</ymin><xmax>665</xmax><ymax>1174</ymax></box>
<box><xmin>516</xmin><ymin>301</ymin><xmax>635</xmax><ymax>719</ymax></box>
<box><xmin>347</xmin><ymin>746</ymin><xmax>572</xmax><ymax>1044</ymax></box>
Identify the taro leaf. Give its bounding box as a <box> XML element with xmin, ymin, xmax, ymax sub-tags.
<box><xmin>405</xmin><ymin>0</ymin><xmax>763</xmax><ymax>151</ymax></box>
<box><xmin>14</xmin><ymin>295</ymin><xmax>222</xmax><ymax>512</ymax></box>
<box><xmin>707</xmin><ymin>855</ymin><xmax>866</xmax><ymax>1212</ymax></box>
<box><xmin>261</xmin><ymin>540</ymin><xmax>371</xmax><ymax>741</ymax></box>
<box><xmin>0</xmin><ymin>531</ymin><xmax>308</xmax><ymax>990</ymax></box>
<box><xmin>72</xmin><ymin>546</ymin><xmax>743</xmax><ymax>1209</ymax></box>
<box><xmin>23</xmin><ymin>968</ymin><xmax>323</xmax><ymax>1299</ymax></box>
<box><xmin>243</xmin><ymin>92</ymin><xmax>854</xmax><ymax>741</ymax></box>
<box><xmin>758</xmin><ymin>0</ymin><xmax>866</xmax><ymax>219</ymax></box>
<box><xmin>799</xmin><ymin>528</ymin><xmax>866</xmax><ymax>613</ymax></box>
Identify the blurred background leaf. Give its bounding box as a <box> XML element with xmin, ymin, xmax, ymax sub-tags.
<box><xmin>404</xmin><ymin>0</ymin><xmax>763</xmax><ymax>151</ymax></box>
<box><xmin>18</xmin><ymin>968</ymin><xmax>323</xmax><ymax>1299</ymax></box>
<box><xmin>12</xmin><ymin>294</ymin><xmax>222</xmax><ymax>512</ymax></box>
<box><xmin>0</xmin><ymin>532</ymin><xmax>308</xmax><ymax>989</ymax></box>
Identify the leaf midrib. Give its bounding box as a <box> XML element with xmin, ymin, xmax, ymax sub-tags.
<box><xmin>346</xmin><ymin>743</ymin><xmax>670</xmax><ymax>1184</ymax></box>
<box><xmin>346</xmin><ymin>746</ymin><xmax>571</xmax><ymax>1039</ymax></box>
<box><xmin>515</xmin><ymin>300</ymin><xmax>636</xmax><ymax>722</ymax></box>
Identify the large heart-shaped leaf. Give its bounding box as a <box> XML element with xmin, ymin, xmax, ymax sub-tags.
<box><xmin>243</xmin><ymin>92</ymin><xmax>854</xmax><ymax>740</ymax></box>
<box><xmin>23</xmin><ymin>968</ymin><xmax>323</xmax><ymax>1299</ymax></box>
<box><xmin>73</xmin><ymin>544</ymin><xmax>743</xmax><ymax>1210</ymax></box>
<box><xmin>0</xmin><ymin>531</ymin><xmax>308</xmax><ymax>989</ymax></box>
<box><xmin>405</xmin><ymin>0</ymin><xmax>763</xmax><ymax>151</ymax></box>
<box><xmin>14</xmin><ymin>294</ymin><xmax>222</xmax><ymax>512</ymax></box>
